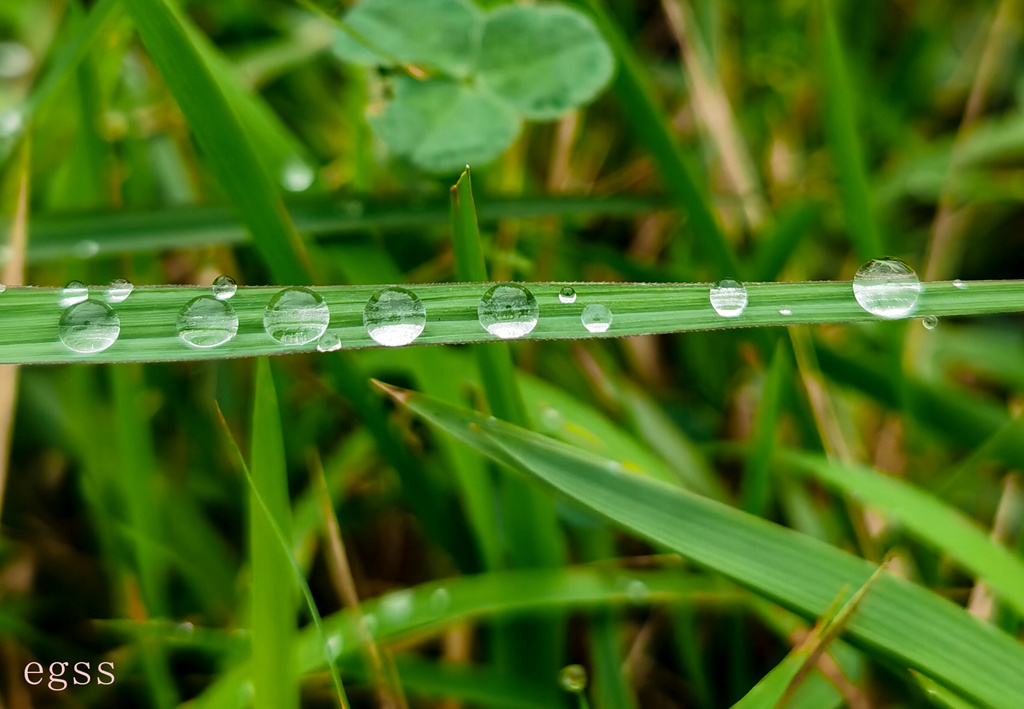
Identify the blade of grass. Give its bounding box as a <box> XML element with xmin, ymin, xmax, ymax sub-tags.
<box><xmin>121</xmin><ymin>0</ymin><xmax>312</xmax><ymax>284</ymax></box>
<box><xmin>740</xmin><ymin>341</ymin><xmax>789</xmax><ymax>516</ymax></box>
<box><xmin>384</xmin><ymin>383</ymin><xmax>1024</xmax><ymax>709</ymax></box>
<box><xmin>568</xmin><ymin>0</ymin><xmax>742</xmax><ymax>277</ymax></box>
<box><xmin>215</xmin><ymin>370</ymin><xmax>351</xmax><ymax>709</ymax></box>
<box><xmin>451</xmin><ymin>168</ymin><xmax>566</xmax><ymax>677</ymax></box>
<box><xmin>781</xmin><ymin>450</ymin><xmax>1024</xmax><ymax>617</ymax></box>
<box><xmin>0</xmin><ymin>279</ymin><xmax>1022</xmax><ymax>365</ymax></box>
<box><xmin>816</xmin><ymin>0</ymin><xmax>884</xmax><ymax>260</ymax></box>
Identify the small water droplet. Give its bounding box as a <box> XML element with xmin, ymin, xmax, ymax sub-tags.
<box><xmin>177</xmin><ymin>296</ymin><xmax>239</xmax><ymax>348</ymax></box>
<box><xmin>558</xmin><ymin>664</ymin><xmax>588</xmax><ymax>694</ymax></box>
<box><xmin>60</xmin><ymin>281</ymin><xmax>89</xmax><ymax>307</ymax></box>
<box><xmin>327</xmin><ymin>635</ymin><xmax>343</xmax><ymax>658</ymax></box>
<box><xmin>59</xmin><ymin>299</ymin><xmax>120</xmax><ymax>354</ymax></box>
<box><xmin>540</xmin><ymin>407</ymin><xmax>563</xmax><ymax>430</ymax></box>
<box><xmin>581</xmin><ymin>303</ymin><xmax>612</xmax><ymax>333</ymax></box>
<box><xmin>852</xmin><ymin>258</ymin><xmax>922</xmax><ymax>319</ymax></box>
<box><xmin>0</xmin><ymin>41</ymin><xmax>34</xmax><ymax>79</ymax></box>
<box><xmin>0</xmin><ymin>108</ymin><xmax>23</xmax><ymax>139</ymax></box>
<box><xmin>264</xmin><ymin>287</ymin><xmax>330</xmax><ymax>345</ymax></box>
<box><xmin>106</xmin><ymin>278</ymin><xmax>134</xmax><ymax>303</ymax></box>
<box><xmin>317</xmin><ymin>331</ymin><xmax>342</xmax><ymax>352</ymax></box>
<box><xmin>709</xmin><ymin>279</ymin><xmax>747</xmax><ymax>318</ymax></box>
<box><xmin>280</xmin><ymin>156</ymin><xmax>315</xmax><ymax>192</ymax></box>
<box><xmin>558</xmin><ymin>286</ymin><xmax>577</xmax><ymax>304</ymax></box>
<box><xmin>363</xmin><ymin>286</ymin><xmax>426</xmax><ymax>347</ymax></box>
<box><xmin>380</xmin><ymin>590</ymin><xmax>414</xmax><ymax>624</ymax></box>
<box><xmin>177</xmin><ymin>622</ymin><xmax>194</xmax><ymax>636</ymax></box>
<box><xmin>430</xmin><ymin>587</ymin><xmax>451</xmax><ymax>615</ymax></box>
<box><xmin>212</xmin><ymin>275</ymin><xmax>237</xmax><ymax>300</ymax></box>
<box><xmin>605</xmin><ymin>460</ymin><xmax>624</xmax><ymax>473</ymax></box>
<box><xmin>76</xmin><ymin>240</ymin><xmax>99</xmax><ymax>259</ymax></box>
<box><xmin>953</xmin><ymin>279</ymin><xmax>967</xmax><ymax>290</ymax></box>
<box><xmin>779</xmin><ymin>308</ymin><xmax>792</xmax><ymax>316</ymax></box>
<box><xmin>0</xmin><ymin>284</ymin><xmax>6</xmax><ymax>294</ymax></box>
<box><xmin>478</xmin><ymin>283</ymin><xmax>539</xmax><ymax>339</ymax></box>
<box><xmin>922</xmin><ymin>315</ymin><xmax>938</xmax><ymax>330</ymax></box>
<box><xmin>626</xmin><ymin>579</ymin><xmax>650</xmax><ymax>603</ymax></box>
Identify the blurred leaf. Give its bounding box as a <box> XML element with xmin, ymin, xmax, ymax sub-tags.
<box><xmin>333</xmin><ymin>0</ymin><xmax>482</xmax><ymax>77</ymax></box>
<box><xmin>478</xmin><ymin>4</ymin><xmax>614</xmax><ymax>120</ymax></box>
<box><xmin>370</xmin><ymin>76</ymin><xmax>521</xmax><ymax>173</ymax></box>
<box><xmin>389</xmin><ymin>384</ymin><xmax>1024</xmax><ymax>709</ymax></box>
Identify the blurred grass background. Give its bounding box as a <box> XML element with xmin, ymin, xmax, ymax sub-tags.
<box><xmin>1</xmin><ymin>0</ymin><xmax>1024</xmax><ymax>707</ymax></box>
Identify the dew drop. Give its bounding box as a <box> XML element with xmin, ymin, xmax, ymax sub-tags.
<box><xmin>280</xmin><ymin>156</ymin><xmax>314</xmax><ymax>192</ymax></box>
<box><xmin>363</xmin><ymin>286</ymin><xmax>426</xmax><ymax>347</ymax></box>
<box><xmin>626</xmin><ymin>579</ymin><xmax>650</xmax><ymax>603</ymax></box>
<box><xmin>0</xmin><ymin>41</ymin><xmax>34</xmax><ymax>79</ymax></box>
<box><xmin>317</xmin><ymin>331</ymin><xmax>342</xmax><ymax>352</ymax></box>
<box><xmin>558</xmin><ymin>664</ymin><xmax>588</xmax><ymax>694</ymax></box>
<box><xmin>779</xmin><ymin>308</ymin><xmax>792</xmax><ymax>316</ymax></box>
<box><xmin>264</xmin><ymin>287</ymin><xmax>330</xmax><ymax>345</ymax></box>
<box><xmin>106</xmin><ymin>278</ymin><xmax>134</xmax><ymax>303</ymax></box>
<box><xmin>177</xmin><ymin>296</ymin><xmax>239</xmax><ymax>348</ymax></box>
<box><xmin>581</xmin><ymin>303</ymin><xmax>612</xmax><ymax>333</ymax></box>
<box><xmin>922</xmin><ymin>315</ymin><xmax>938</xmax><ymax>330</ymax></box>
<box><xmin>558</xmin><ymin>286</ymin><xmax>577</xmax><ymax>304</ymax></box>
<box><xmin>477</xmin><ymin>283</ymin><xmax>539</xmax><ymax>339</ymax></box>
<box><xmin>0</xmin><ymin>108</ymin><xmax>23</xmax><ymax>139</ymax></box>
<box><xmin>852</xmin><ymin>258</ymin><xmax>922</xmax><ymax>319</ymax></box>
<box><xmin>177</xmin><ymin>622</ymin><xmax>194</xmax><ymax>636</ymax></box>
<box><xmin>59</xmin><ymin>299</ymin><xmax>120</xmax><ymax>354</ymax></box>
<box><xmin>0</xmin><ymin>284</ymin><xmax>6</xmax><ymax>294</ymax></box>
<box><xmin>60</xmin><ymin>281</ymin><xmax>88</xmax><ymax>307</ymax></box>
<box><xmin>212</xmin><ymin>275</ymin><xmax>237</xmax><ymax>300</ymax></box>
<box><xmin>326</xmin><ymin>635</ymin><xmax>343</xmax><ymax>659</ymax></box>
<box><xmin>709</xmin><ymin>279</ymin><xmax>747</xmax><ymax>318</ymax></box>
<box><xmin>953</xmin><ymin>279</ymin><xmax>967</xmax><ymax>290</ymax></box>
<box><xmin>430</xmin><ymin>587</ymin><xmax>451</xmax><ymax>615</ymax></box>
<box><xmin>76</xmin><ymin>239</ymin><xmax>99</xmax><ymax>259</ymax></box>
<box><xmin>380</xmin><ymin>590</ymin><xmax>414</xmax><ymax>624</ymax></box>
<box><xmin>540</xmin><ymin>407</ymin><xmax>563</xmax><ymax>430</ymax></box>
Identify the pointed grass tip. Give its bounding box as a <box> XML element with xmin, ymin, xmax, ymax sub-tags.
<box><xmin>371</xmin><ymin>379</ymin><xmax>412</xmax><ymax>405</ymax></box>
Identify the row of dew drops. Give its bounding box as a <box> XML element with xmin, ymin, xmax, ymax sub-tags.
<box><xmin>48</xmin><ymin>258</ymin><xmax>945</xmax><ymax>355</ymax></box>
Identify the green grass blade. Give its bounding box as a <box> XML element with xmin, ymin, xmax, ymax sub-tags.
<box><xmin>568</xmin><ymin>0</ymin><xmax>741</xmax><ymax>277</ymax></box>
<box><xmin>121</xmin><ymin>0</ymin><xmax>312</xmax><ymax>285</ymax></box>
<box><xmin>247</xmin><ymin>359</ymin><xmax>300</xmax><ymax>709</ymax></box>
<box><xmin>385</xmin><ymin>384</ymin><xmax>1024</xmax><ymax>709</ymax></box>
<box><xmin>740</xmin><ymin>341</ymin><xmax>789</xmax><ymax>515</ymax></box>
<box><xmin>1</xmin><ymin>279</ymin><xmax>1023</xmax><ymax>365</ymax></box>
<box><xmin>817</xmin><ymin>0</ymin><xmax>884</xmax><ymax>260</ymax></box>
<box><xmin>782</xmin><ymin>450</ymin><xmax>1024</xmax><ymax>617</ymax></box>
<box><xmin>22</xmin><ymin>194</ymin><xmax>665</xmax><ymax>264</ymax></box>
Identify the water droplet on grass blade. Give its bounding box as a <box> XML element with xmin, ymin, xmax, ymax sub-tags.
<box><xmin>478</xmin><ymin>283</ymin><xmax>539</xmax><ymax>339</ymax></box>
<box><xmin>709</xmin><ymin>279</ymin><xmax>747</xmax><ymax>317</ymax></box>
<box><xmin>853</xmin><ymin>258</ymin><xmax>922</xmax><ymax>319</ymax></box>
<box><xmin>317</xmin><ymin>331</ymin><xmax>342</xmax><ymax>352</ymax></box>
<box><xmin>558</xmin><ymin>665</ymin><xmax>588</xmax><ymax>693</ymax></box>
<box><xmin>922</xmin><ymin>315</ymin><xmax>938</xmax><ymax>330</ymax></box>
<box><xmin>430</xmin><ymin>587</ymin><xmax>451</xmax><ymax>614</ymax></box>
<box><xmin>0</xmin><ymin>284</ymin><xmax>6</xmax><ymax>294</ymax></box>
<box><xmin>581</xmin><ymin>303</ymin><xmax>612</xmax><ymax>333</ymax></box>
<box><xmin>264</xmin><ymin>287</ymin><xmax>330</xmax><ymax>345</ymax></box>
<box><xmin>558</xmin><ymin>286</ymin><xmax>577</xmax><ymax>304</ymax></box>
<box><xmin>76</xmin><ymin>240</ymin><xmax>99</xmax><ymax>259</ymax></box>
<box><xmin>106</xmin><ymin>278</ymin><xmax>134</xmax><ymax>303</ymax></box>
<box><xmin>953</xmin><ymin>279</ymin><xmax>967</xmax><ymax>290</ymax></box>
<box><xmin>177</xmin><ymin>296</ymin><xmax>239</xmax><ymax>348</ymax></box>
<box><xmin>363</xmin><ymin>286</ymin><xmax>426</xmax><ymax>347</ymax></box>
<box><xmin>280</xmin><ymin>157</ymin><xmax>314</xmax><ymax>192</ymax></box>
<box><xmin>212</xmin><ymin>275</ymin><xmax>237</xmax><ymax>300</ymax></box>
<box><xmin>60</xmin><ymin>281</ymin><xmax>88</xmax><ymax>307</ymax></box>
<box><xmin>626</xmin><ymin>579</ymin><xmax>649</xmax><ymax>602</ymax></box>
<box><xmin>779</xmin><ymin>308</ymin><xmax>792</xmax><ymax>316</ymax></box>
<box><xmin>59</xmin><ymin>299</ymin><xmax>120</xmax><ymax>354</ymax></box>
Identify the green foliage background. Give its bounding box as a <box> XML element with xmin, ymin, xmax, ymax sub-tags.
<box><xmin>1</xmin><ymin>0</ymin><xmax>1023</xmax><ymax>708</ymax></box>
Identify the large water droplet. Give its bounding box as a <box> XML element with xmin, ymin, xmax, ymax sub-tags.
<box><xmin>106</xmin><ymin>278</ymin><xmax>134</xmax><ymax>303</ymax></box>
<box><xmin>477</xmin><ymin>284</ymin><xmax>539</xmax><ymax>339</ymax></box>
<box><xmin>581</xmin><ymin>303</ymin><xmax>612</xmax><ymax>333</ymax></box>
<box><xmin>709</xmin><ymin>279</ymin><xmax>747</xmax><ymax>318</ymax></box>
<box><xmin>177</xmin><ymin>296</ymin><xmax>239</xmax><ymax>348</ymax></box>
<box><xmin>59</xmin><ymin>299</ymin><xmax>120</xmax><ymax>354</ymax></box>
<box><xmin>264</xmin><ymin>287</ymin><xmax>330</xmax><ymax>345</ymax></box>
<box><xmin>60</xmin><ymin>281</ymin><xmax>88</xmax><ymax>307</ymax></box>
<box><xmin>558</xmin><ymin>286</ymin><xmax>577</xmax><ymax>304</ymax></box>
<box><xmin>558</xmin><ymin>665</ymin><xmax>588</xmax><ymax>694</ymax></box>
<box><xmin>317</xmin><ymin>331</ymin><xmax>342</xmax><ymax>352</ymax></box>
<box><xmin>363</xmin><ymin>286</ymin><xmax>426</xmax><ymax>347</ymax></box>
<box><xmin>922</xmin><ymin>315</ymin><xmax>938</xmax><ymax>330</ymax></box>
<box><xmin>212</xmin><ymin>275</ymin><xmax>237</xmax><ymax>300</ymax></box>
<box><xmin>852</xmin><ymin>258</ymin><xmax>922</xmax><ymax>319</ymax></box>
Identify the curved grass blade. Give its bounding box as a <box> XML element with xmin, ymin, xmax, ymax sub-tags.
<box><xmin>383</xmin><ymin>384</ymin><xmax>1024</xmax><ymax>709</ymax></box>
<box><xmin>1</xmin><ymin>279</ymin><xmax>1022</xmax><ymax>365</ymax></box>
<box><xmin>782</xmin><ymin>450</ymin><xmax>1024</xmax><ymax>617</ymax></box>
<box><xmin>192</xmin><ymin>564</ymin><xmax>733</xmax><ymax>708</ymax></box>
